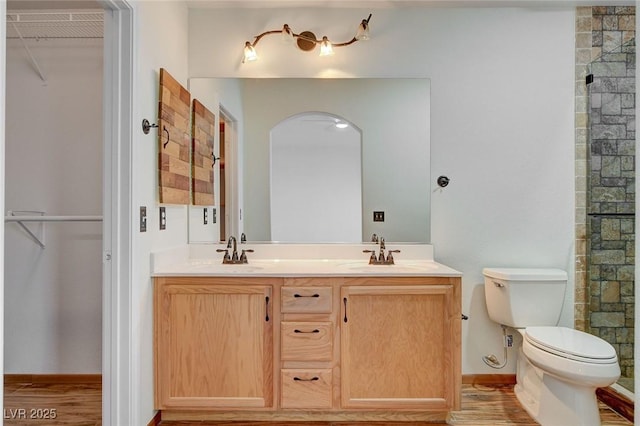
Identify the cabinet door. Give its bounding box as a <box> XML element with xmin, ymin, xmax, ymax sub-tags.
<box><xmin>341</xmin><ymin>285</ymin><xmax>459</xmax><ymax>410</ymax></box>
<box><xmin>155</xmin><ymin>282</ymin><xmax>273</xmax><ymax>409</ymax></box>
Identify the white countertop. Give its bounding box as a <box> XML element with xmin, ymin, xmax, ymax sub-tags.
<box><xmin>151</xmin><ymin>243</ymin><xmax>462</xmax><ymax>277</ymax></box>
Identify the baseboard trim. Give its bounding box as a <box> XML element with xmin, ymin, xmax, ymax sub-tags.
<box><xmin>147</xmin><ymin>411</ymin><xmax>162</xmax><ymax>426</ymax></box>
<box><xmin>462</xmin><ymin>374</ymin><xmax>516</xmax><ymax>385</ymax></box>
<box><xmin>596</xmin><ymin>386</ymin><xmax>634</xmax><ymax>423</ymax></box>
<box><xmin>4</xmin><ymin>374</ymin><xmax>102</xmax><ymax>384</ymax></box>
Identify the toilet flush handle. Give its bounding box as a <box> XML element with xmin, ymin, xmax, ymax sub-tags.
<box><xmin>493</xmin><ymin>280</ymin><xmax>505</xmax><ymax>288</ymax></box>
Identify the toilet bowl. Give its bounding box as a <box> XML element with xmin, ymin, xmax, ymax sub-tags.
<box><xmin>515</xmin><ymin>327</ymin><xmax>620</xmax><ymax>426</ymax></box>
<box><xmin>483</xmin><ymin>268</ymin><xmax>621</xmax><ymax>426</ymax></box>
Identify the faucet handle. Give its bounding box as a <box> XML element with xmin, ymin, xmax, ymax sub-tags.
<box><xmin>386</xmin><ymin>249</ymin><xmax>401</xmax><ymax>265</ymax></box>
<box><xmin>216</xmin><ymin>248</ymin><xmax>231</xmax><ymax>263</ymax></box>
<box><xmin>363</xmin><ymin>249</ymin><xmax>377</xmax><ymax>264</ymax></box>
<box><xmin>240</xmin><ymin>249</ymin><xmax>254</xmax><ymax>263</ymax></box>
<box><xmin>241</xmin><ymin>233</ymin><xmax>247</xmax><ymax>243</ymax></box>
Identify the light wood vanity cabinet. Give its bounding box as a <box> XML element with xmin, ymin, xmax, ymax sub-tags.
<box><xmin>154</xmin><ymin>274</ymin><xmax>461</xmax><ymax>421</ymax></box>
<box><xmin>341</xmin><ymin>278</ymin><xmax>461</xmax><ymax>411</ymax></box>
<box><xmin>154</xmin><ymin>277</ymin><xmax>278</xmax><ymax>410</ymax></box>
<box><xmin>279</xmin><ymin>278</ymin><xmax>339</xmax><ymax>409</ymax></box>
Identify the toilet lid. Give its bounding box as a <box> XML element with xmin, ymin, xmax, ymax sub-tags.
<box><xmin>525</xmin><ymin>327</ymin><xmax>618</xmax><ymax>364</ymax></box>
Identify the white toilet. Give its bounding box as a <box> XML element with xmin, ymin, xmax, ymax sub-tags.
<box><xmin>483</xmin><ymin>267</ymin><xmax>620</xmax><ymax>426</ymax></box>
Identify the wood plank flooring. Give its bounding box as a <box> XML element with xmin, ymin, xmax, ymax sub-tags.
<box><xmin>2</xmin><ymin>382</ymin><xmax>632</xmax><ymax>425</ymax></box>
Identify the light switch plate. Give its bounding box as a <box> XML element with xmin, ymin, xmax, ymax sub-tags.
<box><xmin>140</xmin><ymin>206</ymin><xmax>147</xmax><ymax>232</ymax></box>
<box><xmin>159</xmin><ymin>206</ymin><xmax>166</xmax><ymax>230</ymax></box>
<box><xmin>373</xmin><ymin>211</ymin><xmax>385</xmax><ymax>222</ymax></box>
<box><xmin>203</xmin><ymin>208</ymin><xmax>208</xmax><ymax>225</ymax></box>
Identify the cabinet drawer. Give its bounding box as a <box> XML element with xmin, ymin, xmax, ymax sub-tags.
<box><xmin>281</xmin><ymin>321</ymin><xmax>332</xmax><ymax>361</ymax></box>
<box><xmin>281</xmin><ymin>287</ymin><xmax>332</xmax><ymax>313</ymax></box>
<box><xmin>281</xmin><ymin>369</ymin><xmax>332</xmax><ymax>409</ymax></box>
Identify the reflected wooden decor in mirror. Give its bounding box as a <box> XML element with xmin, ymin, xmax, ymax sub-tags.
<box><xmin>191</xmin><ymin>99</ymin><xmax>215</xmax><ymax>206</ymax></box>
<box><xmin>158</xmin><ymin>68</ymin><xmax>191</xmax><ymax>205</ymax></box>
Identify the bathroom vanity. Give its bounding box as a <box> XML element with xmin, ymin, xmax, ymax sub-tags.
<box><xmin>152</xmin><ymin>244</ymin><xmax>462</xmax><ymax>422</ymax></box>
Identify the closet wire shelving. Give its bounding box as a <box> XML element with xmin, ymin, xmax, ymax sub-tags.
<box><xmin>4</xmin><ymin>8</ymin><xmax>105</xmax><ymax>249</ymax></box>
<box><xmin>5</xmin><ymin>211</ymin><xmax>103</xmax><ymax>249</ymax></box>
<box><xmin>6</xmin><ymin>10</ymin><xmax>103</xmax><ymax>83</ymax></box>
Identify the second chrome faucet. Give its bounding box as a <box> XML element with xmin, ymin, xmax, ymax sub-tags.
<box><xmin>217</xmin><ymin>235</ymin><xmax>254</xmax><ymax>264</ymax></box>
<box><xmin>363</xmin><ymin>237</ymin><xmax>400</xmax><ymax>265</ymax></box>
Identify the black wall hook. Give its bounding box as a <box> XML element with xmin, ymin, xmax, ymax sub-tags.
<box><xmin>142</xmin><ymin>118</ymin><xmax>158</xmax><ymax>134</ymax></box>
<box><xmin>437</xmin><ymin>176</ymin><xmax>450</xmax><ymax>188</ymax></box>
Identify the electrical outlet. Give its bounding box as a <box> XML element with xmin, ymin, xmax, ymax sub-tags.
<box><xmin>212</xmin><ymin>208</ymin><xmax>217</xmax><ymax>224</ymax></box>
<box><xmin>203</xmin><ymin>208</ymin><xmax>208</xmax><ymax>225</ymax></box>
<box><xmin>159</xmin><ymin>206</ymin><xmax>166</xmax><ymax>230</ymax></box>
<box><xmin>373</xmin><ymin>211</ymin><xmax>385</xmax><ymax>222</ymax></box>
<box><xmin>140</xmin><ymin>206</ymin><xmax>147</xmax><ymax>232</ymax></box>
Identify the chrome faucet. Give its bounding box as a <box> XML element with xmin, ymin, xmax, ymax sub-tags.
<box><xmin>227</xmin><ymin>236</ymin><xmax>238</xmax><ymax>262</ymax></box>
<box><xmin>363</xmin><ymin>237</ymin><xmax>400</xmax><ymax>265</ymax></box>
<box><xmin>216</xmin><ymin>235</ymin><xmax>253</xmax><ymax>264</ymax></box>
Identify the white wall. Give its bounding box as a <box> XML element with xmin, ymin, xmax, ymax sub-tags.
<box><xmin>188</xmin><ymin>6</ymin><xmax>576</xmax><ymax>375</ymax></box>
<box><xmin>131</xmin><ymin>1</ymin><xmax>190</xmax><ymax>423</ymax></box>
<box><xmin>5</xmin><ymin>38</ymin><xmax>103</xmax><ymax>373</ymax></box>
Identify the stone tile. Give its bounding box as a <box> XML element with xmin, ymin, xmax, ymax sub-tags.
<box><xmin>602</xmin><ymin>15</ymin><xmax>618</xmax><ymax>31</ymax></box>
<box><xmin>601</xmin><ymin>93</ymin><xmax>621</xmax><ymax>114</ymax></box>
<box><xmin>601</xmin><ymin>281</ymin><xmax>620</xmax><ymax>303</ymax></box>
<box><xmin>618</xmin><ymin>15</ymin><xmax>635</xmax><ymax>31</ymax></box>
<box><xmin>601</xmin><ymin>218</ymin><xmax>621</xmax><ymax>240</ymax></box>
<box><xmin>591</xmin><ymin>249</ymin><xmax>626</xmax><ymax>265</ymax></box>
<box><xmin>591</xmin><ymin>124</ymin><xmax>626</xmax><ymax>139</ymax></box>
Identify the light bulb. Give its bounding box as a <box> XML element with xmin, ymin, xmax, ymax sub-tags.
<box><xmin>319</xmin><ymin>36</ymin><xmax>334</xmax><ymax>56</ymax></box>
<box><xmin>355</xmin><ymin>20</ymin><xmax>370</xmax><ymax>41</ymax></box>
<box><xmin>281</xmin><ymin>24</ymin><xmax>294</xmax><ymax>43</ymax></box>
<box><xmin>243</xmin><ymin>41</ymin><xmax>258</xmax><ymax>62</ymax></box>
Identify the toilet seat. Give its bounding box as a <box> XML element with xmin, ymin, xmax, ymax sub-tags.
<box><xmin>525</xmin><ymin>326</ymin><xmax>617</xmax><ymax>364</ymax></box>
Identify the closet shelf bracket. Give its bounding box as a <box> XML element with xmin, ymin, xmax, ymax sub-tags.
<box><xmin>8</xmin><ymin>17</ymin><xmax>47</xmax><ymax>83</ymax></box>
<box><xmin>5</xmin><ymin>211</ymin><xmax>103</xmax><ymax>249</ymax></box>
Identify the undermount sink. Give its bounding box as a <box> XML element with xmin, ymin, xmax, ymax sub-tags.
<box><xmin>338</xmin><ymin>261</ymin><xmax>437</xmax><ymax>273</ymax></box>
<box><xmin>188</xmin><ymin>260</ymin><xmax>269</xmax><ymax>273</ymax></box>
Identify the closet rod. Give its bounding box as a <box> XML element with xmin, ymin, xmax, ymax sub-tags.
<box><xmin>5</xmin><ymin>213</ymin><xmax>102</xmax><ymax>249</ymax></box>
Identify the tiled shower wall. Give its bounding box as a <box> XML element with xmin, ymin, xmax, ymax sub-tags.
<box><xmin>575</xmin><ymin>6</ymin><xmax>635</xmax><ymax>381</ymax></box>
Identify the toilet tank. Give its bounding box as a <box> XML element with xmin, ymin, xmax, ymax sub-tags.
<box><xmin>483</xmin><ymin>268</ymin><xmax>567</xmax><ymax>328</ymax></box>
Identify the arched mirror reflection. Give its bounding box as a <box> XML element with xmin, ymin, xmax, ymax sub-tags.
<box><xmin>270</xmin><ymin>112</ymin><xmax>362</xmax><ymax>242</ymax></box>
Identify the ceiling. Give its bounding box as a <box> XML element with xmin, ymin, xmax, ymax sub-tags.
<box><xmin>184</xmin><ymin>0</ymin><xmax>635</xmax><ymax>8</ymax></box>
<box><xmin>5</xmin><ymin>0</ymin><xmax>636</xmax><ymax>10</ymax></box>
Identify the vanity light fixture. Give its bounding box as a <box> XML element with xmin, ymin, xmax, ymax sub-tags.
<box><xmin>242</xmin><ymin>13</ymin><xmax>372</xmax><ymax>63</ymax></box>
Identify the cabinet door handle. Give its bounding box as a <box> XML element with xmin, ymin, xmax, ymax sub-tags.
<box><xmin>294</xmin><ymin>329</ymin><xmax>320</xmax><ymax>334</ymax></box>
<box><xmin>265</xmin><ymin>296</ymin><xmax>270</xmax><ymax>322</ymax></box>
<box><xmin>343</xmin><ymin>297</ymin><xmax>348</xmax><ymax>323</ymax></box>
<box><xmin>293</xmin><ymin>376</ymin><xmax>319</xmax><ymax>382</ymax></box>
<box><xmin>294</xmin><ymin>293</ymin><xmax>320</xmax><ymax>298</ymax></box>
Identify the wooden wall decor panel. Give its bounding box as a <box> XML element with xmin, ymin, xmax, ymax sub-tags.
<box><xmin>158</xmin><ymin>68</ymin><xmax>191</xmax><ymax>205</ymax></box>
<box><xmin>191</xmin><ymin>99</ymin><xmax>215</xmax><ymax>205</ymax></box>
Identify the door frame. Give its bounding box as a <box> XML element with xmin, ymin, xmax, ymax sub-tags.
<box><xmin>101</xmin><ymin>0</ymin><xmax>134</xmax><ymax>424</ymax></box>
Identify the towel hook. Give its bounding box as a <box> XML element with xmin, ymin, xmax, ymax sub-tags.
<box><xmin>141</xmin><ymin>118</ymin><xmax>158</xmax><ymax>134</ymax></box>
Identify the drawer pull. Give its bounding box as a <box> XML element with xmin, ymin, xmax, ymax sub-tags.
<box><xmin>293</xmin><ymin>376</ymin><xmax>319</xmax><ymax>382</ymax></box>
<box><xmin>294</xmin><ymin>329</ymin><xmax>320</xmax><ymax>334</ymax></box>
<box><xmin>294</xmin><ymin>293</ymin><xmax>320</xmax><ymax>298</ymax></box>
